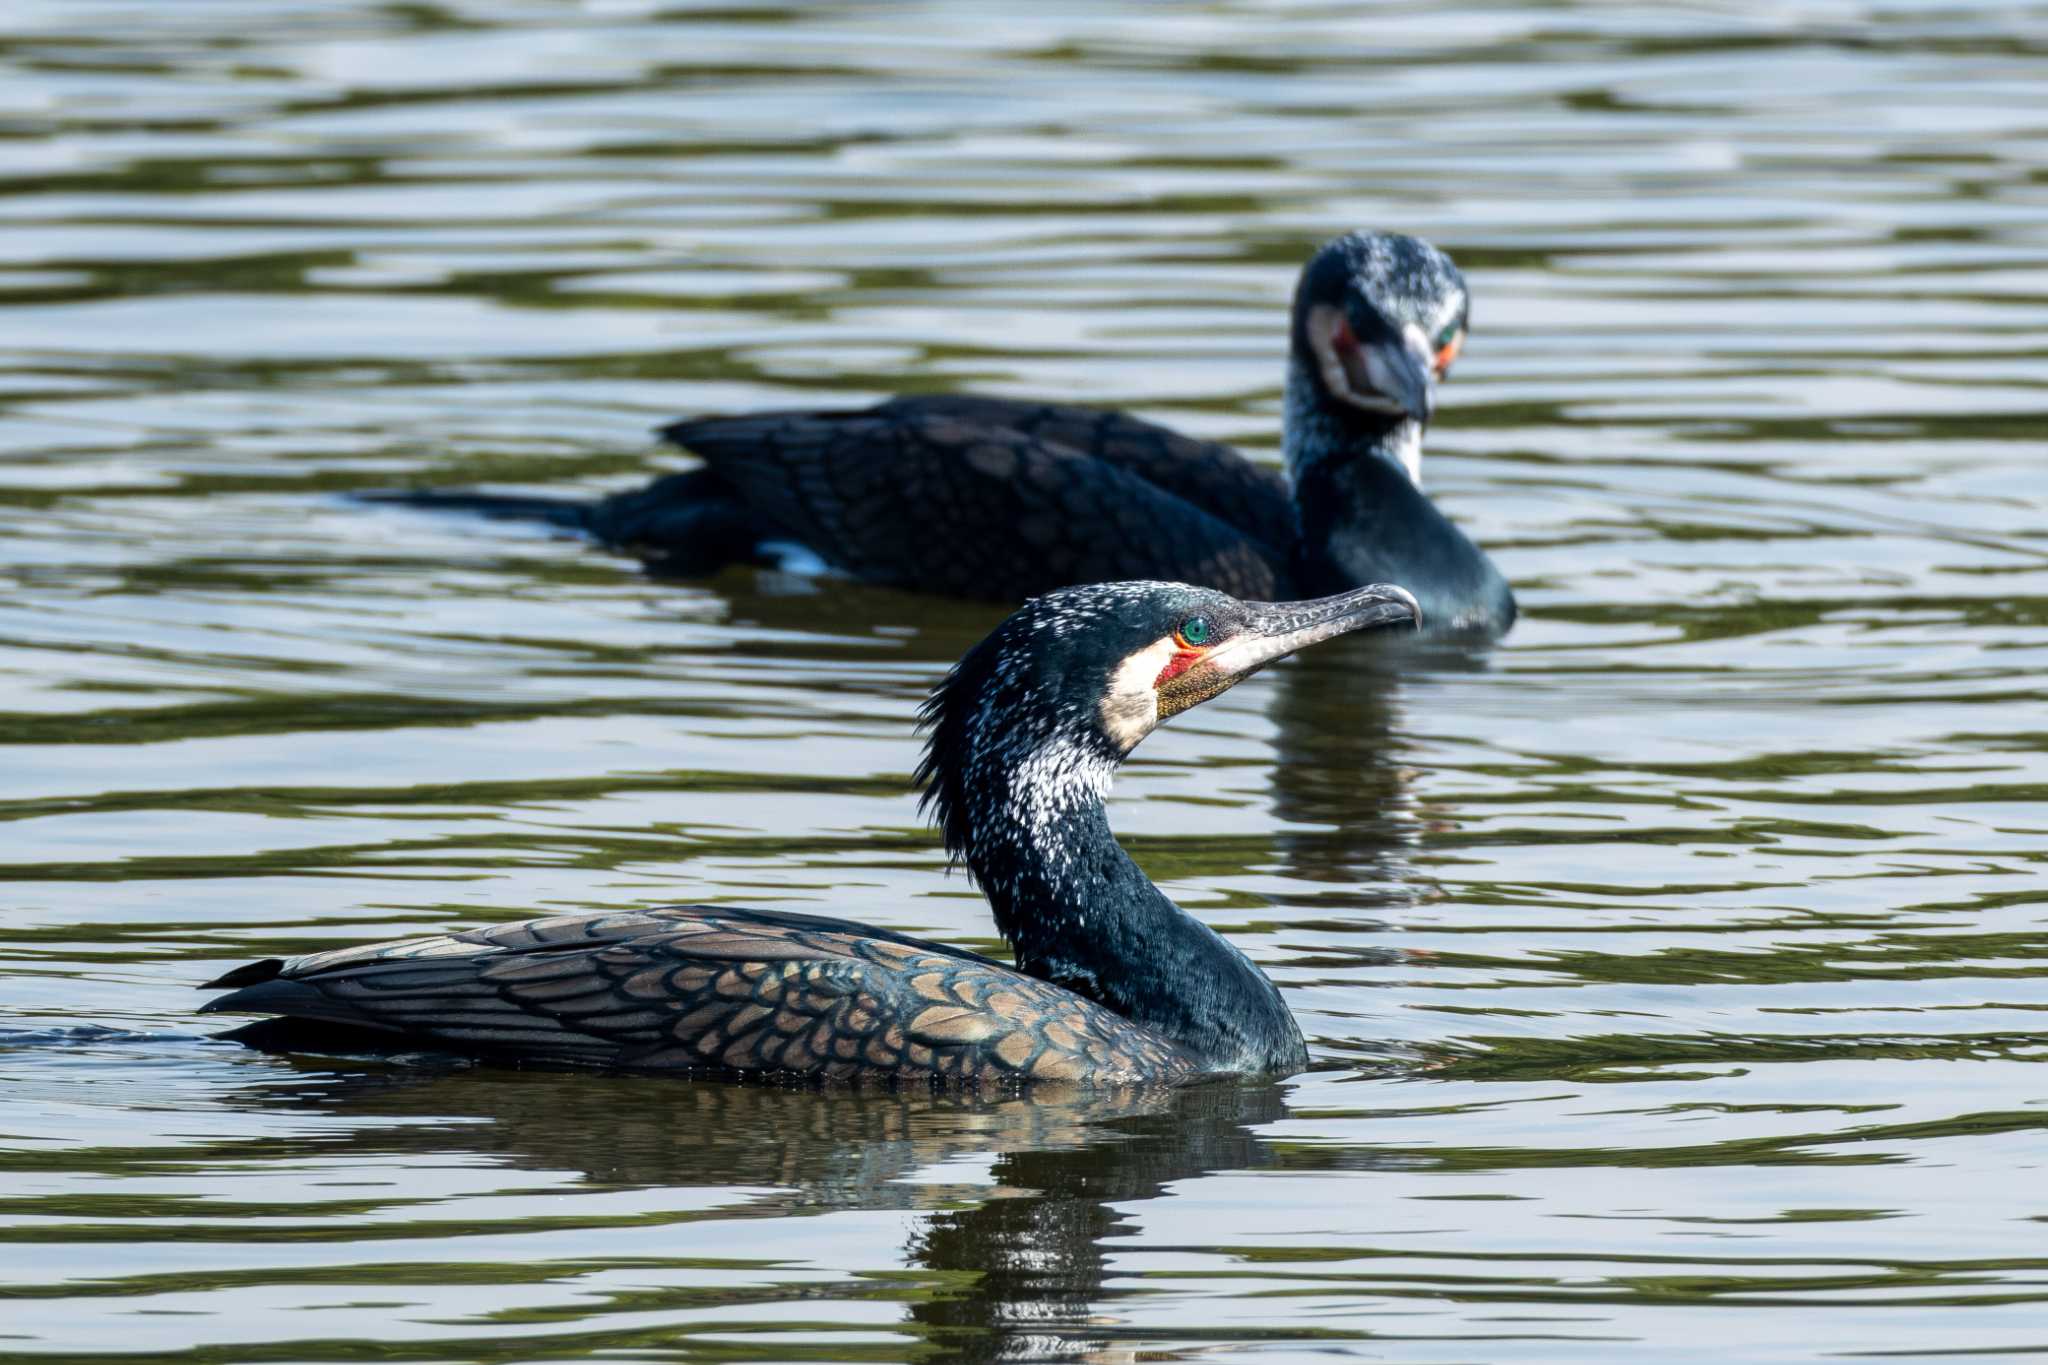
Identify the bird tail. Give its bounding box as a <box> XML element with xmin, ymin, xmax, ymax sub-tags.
<box><xmin>353</xmin><ymin>488</ymin><xmax>594</xmax><ymax>531</ymax></box>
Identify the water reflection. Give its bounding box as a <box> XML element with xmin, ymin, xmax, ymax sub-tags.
<box><xmin>214</xmin><ymin>1050</ymin><xmax>1291</xmax><ymax>1361</ymax></box>
<box><xmin>1263</xmin><ymin>638</ymin><xmax>1428</xmax><ymax>890</ymax></box>
<box><xmin>904</xmin><ymin>1083</ymin><xmax>1288</xmax><ymax>1362</ymax></box>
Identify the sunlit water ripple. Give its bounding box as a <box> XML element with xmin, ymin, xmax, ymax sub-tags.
<box><xmin>2</xmin><ymin>1</ymin><xmax>2046</xmax><ymax>1360</ymax></box>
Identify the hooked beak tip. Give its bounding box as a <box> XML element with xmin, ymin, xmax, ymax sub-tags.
<box><xmin>1368</xmin><ymin>583</ymin><xmax>1423</xmax><ymax>632</ymax></box>
<box><xmin>1254</xmin><ymin>582</ymin><xmax>1423</xmax><ymax>656</ymax></box>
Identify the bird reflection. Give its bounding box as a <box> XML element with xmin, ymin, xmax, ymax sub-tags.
<box><xmin>1263</xmin><ymin>633</ymin><xmax>1494</xmax><ymax>886</ymax></box>
<box><xmin>1248</xmin><ymin>634</ymin><xmax>1499</xmax><ymax>1048</ymax></box>
<box><xmin>903</xmin><ymin>1081</ymin><xmax>1285</xmax><ymax>1362</ymax></box>
<box><xmin>1262</xmin><ymin>636</ymin><xmax>1413</xmax><ymax>891</ymax></box>
<box><xmin>711</xmin><ymin>566</ymin><xmax>1007</xmax><ymax>669</ymax></box>
<box><xmin>211</xmin><ymin>1048</ymin><xmax>1286</xmax><ymax>1360</ymax></box>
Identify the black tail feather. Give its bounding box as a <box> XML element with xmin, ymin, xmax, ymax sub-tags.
<box><xmin>199</xmin><ymin>976</ymin><xmax>387</xmax><ymax>1032</ymax></box>
<box><xmin>356</xmin><ymin>469</ymin><xmax>777</xmax><ymax>578</ymax></box>
<box><xmin>202</xmin><ymin>958</ymin><xmax>285</xmax><ymax>990</ymax></box>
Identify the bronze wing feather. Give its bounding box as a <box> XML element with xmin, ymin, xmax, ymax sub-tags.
<box><xmin>202</xmin><ymin>907</ymin><xmax>1195</xmax><ymax>1087</ymax></box>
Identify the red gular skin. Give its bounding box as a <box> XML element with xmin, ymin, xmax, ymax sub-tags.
<box><xmin>1153</xmin><ymin>643</ymin><xmax>1210</xmax><ymax>687</ymax></box>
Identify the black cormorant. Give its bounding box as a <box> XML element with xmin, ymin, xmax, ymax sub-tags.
<box><xmin>375</xmin><ymin>231</ymin><xmax>1512</xmax><ymax>635</ymax></box>
<box><xmin>200</xmin><ymin>578</ymin><xmax>1420</xmax><ymax>1085</ymax></box>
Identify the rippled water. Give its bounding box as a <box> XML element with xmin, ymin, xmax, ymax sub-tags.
<box><xmin>3</xmin><ymin>1</ymin><xmax>2047</xmax><ymax>1359</ymax></box>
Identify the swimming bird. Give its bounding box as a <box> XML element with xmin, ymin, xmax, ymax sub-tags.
<box><xmin>375</xmin><ymin>231</ymin><xmax>1512</xmax><ymax>635</ymax></box>
<box><xmin>200</xmin><ymin>578</ymin><xmax>1420</xmax><ymax>1085</ymax></box>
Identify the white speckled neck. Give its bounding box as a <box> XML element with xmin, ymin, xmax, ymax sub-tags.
<box><xmin>1387</xmin><ymin>419</ymin><xmax>1423</xmax><ymax>487</ymax></box>
<box><xmin>1285</xmin><ymin>360</ymin><xmax>1424</xmax><ymax>488</ymax></box>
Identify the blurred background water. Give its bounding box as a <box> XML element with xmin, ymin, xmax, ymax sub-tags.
<box><xmin>2</xmin><ymin>1</ymin><xmax>2047</xmax><ymax>1360</ymax></box>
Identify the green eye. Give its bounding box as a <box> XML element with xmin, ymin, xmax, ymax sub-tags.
<box><xmin>1436</xmin><ymin>322</ymin><xmax>1462</xmax><ymax>349</ymax></box>
<box><xmin>1177</xmin><ymin>615</ymin><xmax>1212</xmax><ymax>647</ymax></box>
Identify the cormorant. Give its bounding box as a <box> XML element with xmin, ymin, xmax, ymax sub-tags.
<box><xmin>374</xmin><ymin>231</ymin><xmax>1512</xmax><ymax>635</ymax></box>
<box><xmin>200</xmin><ymin>578</ymin><xmax>1421</xmax><ymax>1085</ymax></box>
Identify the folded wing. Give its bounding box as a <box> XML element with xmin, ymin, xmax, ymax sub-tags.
<box><xmin>659</xmin><ymin>400</ymin><xmax>1291</xmax><ymax>601</ymax></box>
<box><xmin>875</xmin><ymin>396</ymin><xmax>1297</xmax><ymax>552</ymax></box>
<box><xmin>201</xmin><ymin>907</ymin><xmax>1192</xmax><ymax>1086</ymax></box>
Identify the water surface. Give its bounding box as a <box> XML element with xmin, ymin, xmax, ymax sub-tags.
<box><xmin>3</xmin><ymin>2</ymin><xmax>2047</xmax><ymax>1360</ymax></box>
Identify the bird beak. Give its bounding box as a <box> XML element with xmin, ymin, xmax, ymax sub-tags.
<box><xmin>1359</xmin><ymin>324</ymin><xmax>1437</xmax><ymax>426</ymax></box>
<box><xmin>1155</xmin><ymin>584</ymin><xmax>1421</xmax><ymax>720</ymax></box>
<box><xmin>1306</xmin><ymin>306</ymin><xmax>1438</xmax><ymax>426</ymax></box>
<box><xmin>1228</xmin><ymin>583</ymin><xmax>1423</xmax><ymax>672</ymax></box>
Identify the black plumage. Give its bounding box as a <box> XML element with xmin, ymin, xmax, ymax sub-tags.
<box><xmin>369</xmin><ymin>231</ymin><xmax>1514</xmax><ymax>636</ymax></box>
<box><xmin>202</xmin><ymin>578</ymin><xmax>1420</xmax><ymax>1086</ymax></box>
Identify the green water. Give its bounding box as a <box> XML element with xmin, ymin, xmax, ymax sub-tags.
<box><xmin>3</xmin><ymin>2</ymin><xmax>2047</xmax><ymax>1360</ymax></box>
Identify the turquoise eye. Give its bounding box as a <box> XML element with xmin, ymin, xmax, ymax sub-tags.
<box><xmin>1178</xmin><ymin>616</ymin><xmax>1212</xmax><ymax>646</ymax></box>
<box><xmin>1436</xmin><ymin>322</ymin><xmax>1462</xmax><ymax>349</ymax></box>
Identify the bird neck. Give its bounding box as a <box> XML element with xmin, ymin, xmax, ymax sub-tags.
<box><xmin>954</xmin><ymin>738</ymin><xmax>1307</xmax><ymax>1076</ymax></box>
<box><xmin>1282</xmin><ymin>359</ymin><xmax>1516</xmax><ymax>635</ymax></box>
<box><xmin>1282</xmin><ymin>358</ymin><xmax>1423</xmax><ymax>490</ymax></box>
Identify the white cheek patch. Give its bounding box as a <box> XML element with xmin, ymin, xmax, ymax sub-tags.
<box><xmin>1306</xmin><ymin>303</ymin><xmax>1357</xmax><ymax>408</ymax></box>
<box><xmin>1306</xmin><ymin>302</ymin><xmax>1404</xmax><ymax>418</ymax></box>
<box><xmin>1099</xmin><ymin>634</ymin><xmax>1178</xmax><ymax>752</ymax></box>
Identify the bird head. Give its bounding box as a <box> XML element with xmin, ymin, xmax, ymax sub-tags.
<box><xmin>917</xmin><ymin>580</ymin><xmax>1420</xmax><ymax>861</ymax></box>
<box><xmin>1291</xmin><ymin>231</ymin><xmax>1469</xmax><ymax>439</ymax></box>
